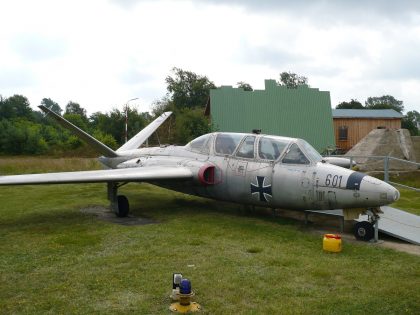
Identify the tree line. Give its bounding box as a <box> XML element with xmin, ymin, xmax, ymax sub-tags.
<box><xmin>0</xmin><ymin>68</ymin><xmax>301</xmax><ymax>156</ymax></box>
<box><xmin>0</xmin><ymin>67</ymin><xmax>218</xmax><ymax>156</ymax></box>
<box><xmin>1</xmin><ymin>68</ymin><xmax>418</xmax><ymax>155</ymax></box>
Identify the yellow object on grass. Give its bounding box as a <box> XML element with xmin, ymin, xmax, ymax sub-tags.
<box><xmin>323</xmin><ymin>234</ymin><xmax>342</xmax><ymax>253</ymax></box>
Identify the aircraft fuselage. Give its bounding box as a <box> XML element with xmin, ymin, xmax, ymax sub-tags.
<box><xmin>111</xmin><ymin>132</ymin><xmax>399</xmax><ymax>211</ymax></box>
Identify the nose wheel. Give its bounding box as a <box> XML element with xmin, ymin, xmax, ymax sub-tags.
<box><xmin>354</xmin><ymin>221</ymin><xmax>374</xmax><ymax>241</ymax></box>
<box><xmin>353</xmin><ymin>208</ymin><xmax>380</xmax><ymax>242</ymax></box>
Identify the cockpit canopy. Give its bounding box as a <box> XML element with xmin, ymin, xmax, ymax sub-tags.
<box><xmin>186</xmin><ymin>132</ymin><xmax>322</xmax><ymax>164</ymax></box>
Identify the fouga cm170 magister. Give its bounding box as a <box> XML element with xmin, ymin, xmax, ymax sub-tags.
<box><xmin>0</xmin><ymin>106</ymin><xmax>400</xmax><ymax>241</ymax></box>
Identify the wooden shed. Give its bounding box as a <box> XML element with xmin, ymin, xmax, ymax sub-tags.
<box><xmin>332</xmin><ymin>109</ymin><xmax>403</xmax><ymax>152</ymax></box>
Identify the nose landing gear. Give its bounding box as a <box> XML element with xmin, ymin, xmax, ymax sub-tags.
<box><xmin>354</xmin><ymin>221</ymin><xmax>374</xmax><ymax>241</ymax></box>
<box><xmin>353</xmin><ymin>208</ymin><xmax>380</xmax><ymax>242</ymax></box>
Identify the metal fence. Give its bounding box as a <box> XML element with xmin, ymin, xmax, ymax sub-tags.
<box><xmin>329</xmin><ymin>155</ymin><xmax>420</xmax><ymax>192</ymax></box>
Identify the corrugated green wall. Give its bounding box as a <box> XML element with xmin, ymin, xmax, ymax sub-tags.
<box><xmin>210</xmin><ymin>80</ymin><xmax>335</xmax><ymax>152</ymax></box>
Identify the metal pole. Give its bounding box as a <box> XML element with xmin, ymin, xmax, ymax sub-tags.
<box><xmin>374</xmin><ymin>219</ymin><xmax>379</xmax><ymax>242</ymax></box>
<box><xmin>125</xmin><ymin>106</ymin><xmax>128</xmax><ymax>143</ymax></box>
<box><xmin>124</xmin><ymin>97</ymin><xmax>139</xmax><ymax>143</ymax></box>
<box><xmin>384</xmin><ymin>155</ymin><xmax>390</xmax><ymax>183</ymax></box>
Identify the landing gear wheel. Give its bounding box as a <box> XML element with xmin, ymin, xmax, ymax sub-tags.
<box><xmin>116</xmin><ymin>195</ymin><xmax>129</xmax><ymax>217</ymax></box>
<box><xmin>354</xmin><ymin>221</ymin><xmax>374</xmax><ymax>241</ymax></box>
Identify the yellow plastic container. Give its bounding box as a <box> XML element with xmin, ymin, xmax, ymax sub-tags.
<box><xmin>323</xmin><ymin>234</ymin><xmax>342</xmax><ymax>253</ymax></box>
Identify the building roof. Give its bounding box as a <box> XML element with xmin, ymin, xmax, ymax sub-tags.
<box><xmin>332</xmin><ymin>109</ymin><xmax>403</xmax><ymax>119</ymax></box>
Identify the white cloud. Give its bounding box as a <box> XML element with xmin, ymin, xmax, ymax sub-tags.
<box><xmin>0</xmin><ymin>0</ymin><xmax>419</xmax><ymax>114</ymax></box>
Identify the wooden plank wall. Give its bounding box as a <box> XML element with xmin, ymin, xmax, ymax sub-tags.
<box><xmin>333</xmin><ymin>118</ymin><xmax>401</xmax><ymax>151</ymax></box>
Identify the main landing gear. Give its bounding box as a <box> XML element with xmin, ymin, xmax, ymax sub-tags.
<box><xmin>353</xmin><ymin>208</ymin><xmax>380</xmax><ymax>242</ymax></box>
<box><xmin>107</xmin><ymin>182</ymin><xmax>129</xmax><ymax>217</ymax></box>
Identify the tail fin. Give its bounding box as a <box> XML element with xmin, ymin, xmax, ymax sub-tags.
<box><xmin>39</xmin><ymin>105</ymin><xmax>119</xmax><ymax>157</ymax></box>
<box><xmin>117</xmin><ymin>111</ymin><xmax>172</xmax><ymax>152</ymax></box>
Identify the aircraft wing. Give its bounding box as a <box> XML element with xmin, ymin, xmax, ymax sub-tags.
<box><xmin>38</xmin><ymin>105</ymin><xmax>119</xmax><ymax>158</ymax></box>
<box><xmin>0</xmin><ymin>166</ymin><xmax>192</xmax><ymax>186</ymax></box>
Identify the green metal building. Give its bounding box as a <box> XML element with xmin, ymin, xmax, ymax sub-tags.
<box><xmin>205</xmin><ymin>79</ymin><xmax>335</xmax><ymax>152</ymax></box>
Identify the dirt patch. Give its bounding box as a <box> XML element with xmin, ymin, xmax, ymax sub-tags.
<box><xmin>375</xmin><ymin>236</ymin><xmax>420</xmax><ymax>256</ymax></box>
<box><xmin>306</xmin><ymin>227</ymin><xmax>420</xmax><ymax>256</ymax></box>
<box><xmin>275</xmin><ymin>209</ymin><xmax>420</xmax><ymax>256</ymax></box>
<box><xmin>81</xmin><ymin>205</ymin><xmax>157</xmax><ymax>226</ymax></box>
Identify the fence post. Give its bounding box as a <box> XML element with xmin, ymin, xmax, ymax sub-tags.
<box><xmin>349</xmin><ymin>156</ymin><xmax>353</xmax><ymax>169</ymax></box>
<box><xmin>384</xmin><ymin>156</ymin><xmax>390</xmax><ymax>183</ymax></box>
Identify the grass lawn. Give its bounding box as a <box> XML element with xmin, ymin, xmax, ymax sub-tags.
<box><xmin>380</xmin><ymin>171</ymin><xmax>420</xmax><ymax>215</ymax></box>
<box><xmin>1</xmin><ymin>158</ymin><xmax>419</xmax><ymax>314</ymax></box>
<box><xmin>392</xmin><ymin>188</ymin><xmax>420</xmax><ymax>215</ymax></box>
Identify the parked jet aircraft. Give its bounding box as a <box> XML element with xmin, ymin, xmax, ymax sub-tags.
<box><xmin>0</xmin><ymin>106</ymin><xmax>400</xmax><ymax>240</ymax></box>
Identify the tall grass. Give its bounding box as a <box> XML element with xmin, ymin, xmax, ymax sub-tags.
<box><xmin>0</xmin><ymin>156</ymin><xmax>102</xmax><ymax>175</ymax></box>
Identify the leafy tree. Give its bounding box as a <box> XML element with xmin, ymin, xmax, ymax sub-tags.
<box><xmin>336</xmin><ymin>99</ymin><xmax>364</xmax><ymax>109</ymax></box>
<box><xmin>173</xmin><ymin>108</ymin><xmax>210</xmax><ymax>144</ymax></box>
<box><xmin>165</xmin><ymin>67</ymin><xmax>216</xmax><ymax>109</ymax></box>
<box><xmin>126</xmin><ymin>107</ymin><xmax>149</xmax><ymax>141</ymax></box>
<box><xmin>40</xmin><ymin>125</ymin><xmax>63</xmax><ymax>147</ymax></box>
<box><xmin>0</xmin><ymin>94</ymin><xmax>33</xmax><ymax>120</ymax></box>
<box><xmin>278</xmin><ymin>71</ymin><xmax>308</xmax><ymax>88</ymax></box>
<box><xmin>65</xmin><ymin>101</ymin><xmax>87</xmax><ymax>118</ymax></box>
<box><xmin>237</xmin><ymin>81</ymin><xmax>253</xmax><ymax>91</ymax></box>
<box><xmin>92</xmin><ymin>130</ymin><xmax>118</xmax><ymax>149</ymax></box>
<box><xmin>365</xmin><ymin>95</ymin><xmax>404</xmax><ymax>113</ymax></box>
<box><xmin>0</xmin><ymin>119</ymin><xmax>48</xmax><ymax>154</ymax></box>
<box><xmin>402</xmin><ymin>110</ymin><xmax>420</xmax><ymax>136</ymax></box>
<box><xmin>151</xmin><ymin>97</ymin><xmax>173</xmax><ymax>117</ymax></box>
<box><xmin>90</xmin><ymin>108</ymin><xmax>149</xmax><ymax>146</ymax></box>
<box><xmin>63</xmin><ymin>113</ymin><xmax>89</xmax><ymax>131</ymax></box>
<box><xmin>89</xmin><ymin>111</ymin><xmax>122</xmax><ymax>143</ymax></box>
<box><xmin>41</xmin><ymin>98</ymin><xmax>62</xmax><ymax>114</ymax></box>
<box><xmin>31</xmin><ymin>110</ymin><xmax>46</xmax><ymax>124</ymax></box>
<box><xmin>65</xmin><ymin>135</ymin><xmax>83</xmax><ymax>150</ymax></box>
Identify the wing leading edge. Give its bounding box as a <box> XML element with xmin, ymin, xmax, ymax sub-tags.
<box><xmin>39</xmin><ymin>105</ymin><xmax>119</xmax><ymax>158</ymax></box>
<box><xmin>0</xmin><ymin>167</ymin><xmax>192</xmax><ymax>186</ymax></box>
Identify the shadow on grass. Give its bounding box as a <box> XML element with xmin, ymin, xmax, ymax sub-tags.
<box><xmin>126</xmin><ymin>188</ymin><xmax>299</xmax><ymax>227</ymax></box>
<box><xmin>1</xmin><ymin>183</ymin><xmax>299</xmax><ymax>231</ymax></box>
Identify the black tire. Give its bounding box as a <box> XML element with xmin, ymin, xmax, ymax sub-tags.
<box><xmin>353</xmin><ymin>221</ymin><xmax>374</xmax><ymax>241</ymax></box>
<box><xmin>116</xmin><ymin>195</ymin><xmax>129</xmax><ymax>217</ymax></box>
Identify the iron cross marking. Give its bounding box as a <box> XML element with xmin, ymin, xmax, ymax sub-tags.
<box><xmin>250</xmin><ymin>176</ymin><xmax>272</xmax><ymax>202</ymax></box>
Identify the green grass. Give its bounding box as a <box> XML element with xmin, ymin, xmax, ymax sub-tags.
<box><xmin>0</xmin><ymin>156</ymin><xmax>101</xmax><ymax>174</ymax></box>
<box><xmin>1</xmin><ymin>158</ymin><xmax>420</xmax><ymax>314</ymax></box>
<box><xmin>392</xmin><ymin>188</ymin><xmax>420</xmax><ymax>215</ymax></box>
<box><xmin>376</xmin><ymin>171</ymin><xmax>420</xmax><ymax>215</ymax></box>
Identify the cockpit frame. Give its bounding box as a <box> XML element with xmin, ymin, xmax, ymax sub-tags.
<box><xmin>185</xmin><ymin>132</ymin><xmax>322</xmax><ymax>166</ymax></box>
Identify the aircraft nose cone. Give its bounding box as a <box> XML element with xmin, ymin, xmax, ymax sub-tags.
<box><xmin>361</xmin><ymin>175</ymin><xmax>400</xmax><ymax>204</ymax></box>
<box><xmin>390</xmin><ymin>185</ymin><xmax>400</xmax><ymax>202</ymax></box>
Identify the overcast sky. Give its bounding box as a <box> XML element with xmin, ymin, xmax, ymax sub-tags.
<box><xmin>1</xmin><ymin>0</ymin><xmax>420</xmax><ymax>114</ymax></box>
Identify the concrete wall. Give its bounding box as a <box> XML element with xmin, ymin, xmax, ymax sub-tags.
<box><xmin>345</xmin><ymin>129</ymin><xmax>417</xmax><ymax>171</ymax></box>
<box><xmin>412</xmin><ymin>136</ymin><xmax>420</xmax><ymax>162</ymax></box>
